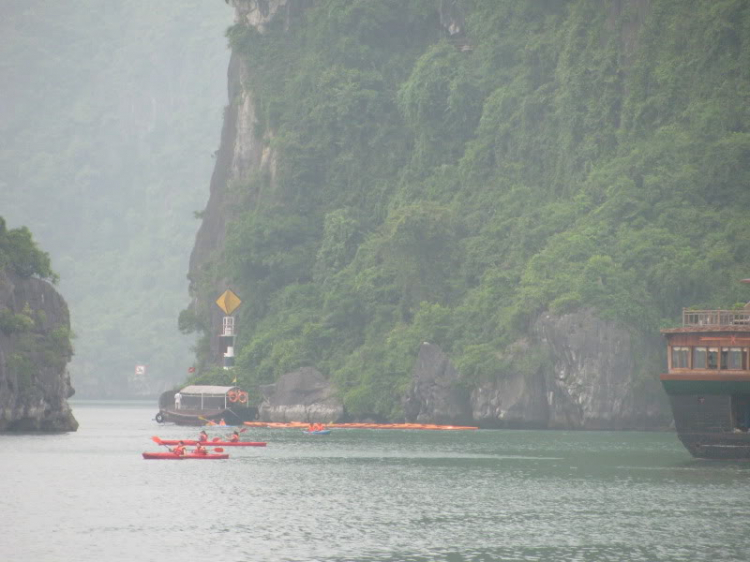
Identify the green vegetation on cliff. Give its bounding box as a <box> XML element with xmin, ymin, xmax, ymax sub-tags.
<box><xmin>188</xmin><ymin>0</ymin><xmax>750</xmax><ymax>419</ymax></box>
<box><xmin>0</xmin><ymin>217</ymin><xmax>72</xmax><ymax>392</ymax></box>
<box><xmin>0</xmin><ymin>217</ymin><xmax>57</xmax><ymax>284</ymax></box>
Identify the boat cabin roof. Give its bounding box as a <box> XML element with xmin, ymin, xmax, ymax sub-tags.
<box><xmin>178</xmin><ymin>385</ymin><xmax>239</xmax><ymax>396</ymax></box>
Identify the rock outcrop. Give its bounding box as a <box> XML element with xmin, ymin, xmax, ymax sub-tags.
<box><xmin>0</xmin><ymin>271</ymin><xmax>78</xmax><ymax>431</ymax></box>
<box><xmin>404</xmin><ymin>343</ymin><xmax>473</xmax><ymax>426</ymax></box>
<box><xmin>470</xmin><ymin>339</ymin><xmax>551</xmax><ymax>429</ymax></box>
<box><xmin>534</xmin><ymin>308</ymin><xmax>665</xmax><ymax>430</ymax></box>
<box><xmin>258</xmin><ymin>366</ymin><xmax>344</xmax><ymax>423</ymax></box>
<box><xmin>406</xmin><ymin>309</ymin><xmax>668</xmax><ymax>430</ymax></box>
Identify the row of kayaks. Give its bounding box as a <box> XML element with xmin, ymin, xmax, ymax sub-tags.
<box><xmin>142</xmin><ymin>430</ymin><xmax>328</xmax><ymax>460</ymax></box>
<box><xmin>143</xmin><ymin>435</ymin><xmax>266</xmax><ymax>460</ymax></box>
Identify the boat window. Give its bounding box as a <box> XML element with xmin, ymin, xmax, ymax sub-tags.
<box><xmin>671</xmin><ymin>347</ymin><xmax>690</xmax><ymax>369</ymax></box>
<box><xmin>722</xmin><ymin>347</ymin><xmax>746</xmax><ymax>370</ymax></box>
<box><xmin>731</xmin><ymin>395</ymin><xmax>750</xmax><ymax>432</ymax></box>
<box><xmin>707</xmin><ymin>347</ymin><xmax>719</xmax><ymax>369</ymax></box>
<box><xmin>693</xmin><ymin>347</ymin><xmax>707</xmax><ymax>369</ymax></box>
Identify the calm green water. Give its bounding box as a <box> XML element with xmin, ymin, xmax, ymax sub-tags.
<box><xmin>1</xmin><ymin>401</ymin><xmax>749</xmax><ymax>562</ymax></box>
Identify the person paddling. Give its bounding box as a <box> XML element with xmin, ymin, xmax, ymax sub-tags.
<box><xmin>219</xmin><ymin>418</ymin><xmax>227</xmax><ymax>426</ymax></box>
<box><xmin>194</xmin><ymin>443</ymin><xmax>208</xmax><ymax>456</ymax></box>
<box><xmin>199</xmin><ymin>430</ymin><xmax>208</xmax><ymax>443</ymax></box>
<box><xmin>172</xmin><ymin>441</ymin><xmax>186</xmax><ymax>456</ymax></box>
<box><xmin>230</xmin><ymin>430</ymin><xmax>240</xmax><ymax>443</ymax></box>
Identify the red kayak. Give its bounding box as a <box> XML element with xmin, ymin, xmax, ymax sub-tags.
<box><xmin>156</xmin><ymin>439</ymin><xmax>267</xmax><ymax>447</ymax></box>
<box><xmin>142</xmin><ymin>452</ymin><xmax>229</xmax><ymax>460</ymax></box>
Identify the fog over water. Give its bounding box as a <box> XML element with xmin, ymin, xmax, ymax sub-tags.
<box><xmin>2</xmin><ymin>402</ymin><xmax>749</xmax><ymax>562</ymax></box>
<box><xmin>0</xmin><ymin>1</ymin><xmax>231</xmax><ymax>396</ymax></box>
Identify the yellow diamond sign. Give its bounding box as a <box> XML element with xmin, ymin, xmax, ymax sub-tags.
<box><xmin>216</xmin><ymin>289</ymin><xmax>242</xmax><ymax>315</ymax></box>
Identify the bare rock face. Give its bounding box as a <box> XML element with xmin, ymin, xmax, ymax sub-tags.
<box><xmin>533</xmin><ymin>308</ymin><xmax>665</xmax><ymax>430</ymax></box>
<box><xmin>404</xmin><ymin>343</ymin><xmax>473</xmax><ymax>425</ymax></box>
<box><xmin>470</xmin><ymin>339</ymin><xmax>550</xmax><ymax>429</ymax></box>
<box><xmin>0</xmin><ymin>271</ymin><xmax>78</xmax><ymax>431</ymax></box>
<box><xmin>258</xmin><ymin>367</ymin><xmax>344</xmax><ymax>423</ymax></box>
<box><xmin>438</xmin><ymin>0</ymin><xmax>465</xmax><ymax>36</ymax></box>
<box><xmin>404</xmin><ymin>309</ymin><xmax>667</xmax><ymax>429</ymax></box>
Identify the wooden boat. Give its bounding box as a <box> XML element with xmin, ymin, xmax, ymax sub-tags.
<box><xmin>155</xmin><ymin>385</ymin><xmax>257</xmax><ymax>426</ymax></box>
<box><xmin>661</xmin><ymin>287</ymin><xmax>750</xmax><ymax>459</ymax></box>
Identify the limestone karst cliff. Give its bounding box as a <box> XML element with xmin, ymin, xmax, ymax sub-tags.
<box><xmin>0</xmin><ymin>269</ymin><xmax>77</xmax><ymax>431</ymax></box>
<box><xmin>406</xmin><ymin>309</ymin><xmax>668</xmax><ymax>430</ymax></box>
<box><xmin>184</xmin><ymin>0</ymin><xmax>750</xmax><ymax>428</ymax></box>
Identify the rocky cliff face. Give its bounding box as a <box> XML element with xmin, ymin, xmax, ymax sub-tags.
<box><xmin>187</xmin><ymin>1</ymin><xmax>670</xmax><ymax>429</ymax></box>
<box><xmin>534</xmin><ymin>308</ymin><xmax>664</xmax><ymax>429</ymax></box>
<box><xmin>188</xmin><ymin>0</ymin><xmax>298</xmax><ymax>363</ymax></box>
<box><xmin>0</xmin><ymin>270</ymin><xmax>78</xmax><ymax>431</ymax></box>
<box><xmin>407</xmin><ymin>309</ymin><xmax>667</xmax><ymax>430</ymax></box>
<box><xmin>404</xmin><ymin>343</ymin><xmax>473</xmax><ymax>426</ymax></box>
<box><xmin>258</xmin><ymin>366</ymin><xmax>344</xmax><ymax>422</ymax></box>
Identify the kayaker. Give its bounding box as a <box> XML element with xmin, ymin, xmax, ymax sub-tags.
<box><xmin>194</xmin><ymin>443</ymin><xmax>208</xmax><ymax>456</ymax></box>
<box><xmin>199</xmin><ymin>430</ymin><xmax>208</xmax><ymax>442</ymax></box>
<box><xmin>219</xmin><ymin>418</ymin><xmax>226</xmax><ymax>426</ymax></box>
<box><xmin>308</xmin><ymin>423</ymin><xmax>315</xmax><ymax>432</ymax></box>
<box><xmin>230</xmin><ymin>430</ymin><xmax>240</xmax><ymax>442</ymax></box>
<box><xmin>172</xmin><ymin>441</ymin><xmax>186</xmax><ymax>456</ymax></box>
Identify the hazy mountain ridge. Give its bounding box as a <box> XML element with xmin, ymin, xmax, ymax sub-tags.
<box><xmin>1</xmin><ymin>0</ymin><xmax>232</xmax><ymax>396</ymax></box>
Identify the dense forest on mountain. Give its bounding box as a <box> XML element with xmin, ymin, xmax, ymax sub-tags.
<box><xmin>183</xmin><ymin>0</ymin><xmax>750</xmax><ymax>419</ymax></box>
<box><xmin>1</xmin><ymin>0</ymin><xmax>230</xmax><ymax>395</ymax></box>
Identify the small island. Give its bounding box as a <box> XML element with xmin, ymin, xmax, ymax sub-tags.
<box><xmin>0</xmin><ymin>217</ymin><xmax>77</xmax><ymax>431</ymax></box>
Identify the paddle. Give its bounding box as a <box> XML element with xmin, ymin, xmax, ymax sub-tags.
<box><xmin>152</xmin><ymin>436</ymin><xmax>185</xmax><ymax>456</ymax></box>
<box><xmin>198</xmin><ymin>415</ymin><xmax>216</xmax><ymax>426</ymax></box>
<box><xmin>223</xmin><ymin>427</ymin><xmax>248</xmax><ymax>440</ymax></box>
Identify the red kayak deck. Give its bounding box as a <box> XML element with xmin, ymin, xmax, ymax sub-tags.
<box><xmin>157</xmin><ymin>439</ymin><xmax>267</xmax><ymax>447</ymax></box>
<box><xmin>142</xmin><ymin>452</ymin><xmax>229</xmax><ymax>460</ymax></box>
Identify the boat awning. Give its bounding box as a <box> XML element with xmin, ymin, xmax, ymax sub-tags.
<box><xmin>178</xmin><ymin>385</ymin><xmax>239</xmax><ymax>397</ymax></box>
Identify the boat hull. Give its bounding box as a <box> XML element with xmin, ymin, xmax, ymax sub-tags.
<box><xmin>302</xmin><ymin>430</ymin><xmax>331</xmax><ymax>435</ymax></box>
<box><xmin>142</xmin><ymin>452</ymin><xmax>229</xmax><ymax>460</ymax></box>
<box><xmin>155</xmin><ymin>408</ymin><xmax>256</xmax><ymax>427</ymax></box>
<box><xmin>661</xmin><ymin>381</ymin><xmax>750</xmax><ymax>460</ymax></box>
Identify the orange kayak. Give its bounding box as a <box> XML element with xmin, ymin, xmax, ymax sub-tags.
<box><xmin>142</xmin><ymin>452</ymin><xmax>229</xmax><ymax>460</ymax></box>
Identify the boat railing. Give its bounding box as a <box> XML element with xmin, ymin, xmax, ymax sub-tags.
<box><xmin>682</xmin><ymin>309</ymin><xmax>750</xmax><ymax>327</ymax></box>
